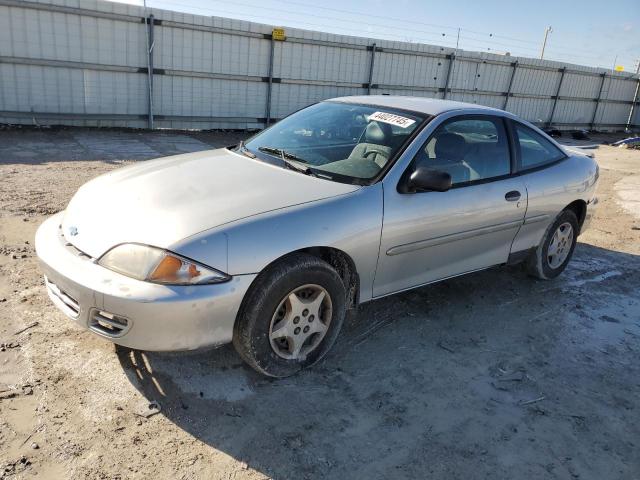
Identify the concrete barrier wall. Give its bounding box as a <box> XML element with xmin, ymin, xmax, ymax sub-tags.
<box><xmin>1</xmin><ymin>0</ymin><xmax>638</xmax><ymax>130</ymax></box>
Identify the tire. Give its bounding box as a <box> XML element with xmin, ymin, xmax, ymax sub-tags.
<box><xmin>233</xmin><ymin>253</ymin><xmax>347</xmax><ymax>377</ymax></box>
<box><xmin>526</xmin><ymin>209</ymin><xmax>579</xmax><ymax>280</ymax></box>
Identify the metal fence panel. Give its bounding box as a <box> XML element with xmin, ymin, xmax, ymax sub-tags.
<box><xmin>0</xmin><ymin>0</ymin><xmax>637</xmax><ymax>131</ymax></box>
<box><xmin>154</xmin><ymin>75</ymin><xmax>267</xmax><ymax>121</ymax></box>
<box><xmin>1</xmin><ymin>63</ymin><xmax>147</xmax><ymax>114</ymax></box>
<box><xmin>507</xmin><ymin>97</ymin><xmax>555</xmax><ymax>124</ymax></box>
<box><xmin>271</xmin><ymin>84</ymin><xmax>363</xmax><ymax>119</ymax></box>
<box><xmin>561</xmin><ymin>72</ymin><xmax>601</xmax><ymax>98</ymax></box>
<box><xmin>553</xmin><ymin>99</ymin><xmax>596</xmax><ymax>125</ymax></box>
<box><xmin>278</xmin><ymin>43</ymin><xmax>369</xmax><ymax>84</ymax></box>
<box><xmin>155</xmin><ymin>25</ymin><xmax>270</xmax><ymax>76</ymax></box>
<box><xmin>512</xmin><ymin>67</ymin><xmax>560</xmax><ymax>97</ymax></box>
<box><xmin>598</xmin><ymin>101</ymin><xmax>635</xmax><ymax>125</ymax></box>
<box><xmin>606</xmin><ymin>76</ymin><xmax>638</xmax><ymax>101</ymax></box>
<box><xmin>374</xmin><ymin>51</ymin><xmax>443</xmax><ymax>90</ymax></box>
<box><xmin>0</xmin><ymin>5</ymin><xmax>146</xmax><ymax>66</ymax></box>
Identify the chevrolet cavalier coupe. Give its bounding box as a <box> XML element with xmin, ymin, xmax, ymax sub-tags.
<box><xmin>36</xmin><ymin>96</ymin><xmax>599</xmax><ymax>377</ymax></box>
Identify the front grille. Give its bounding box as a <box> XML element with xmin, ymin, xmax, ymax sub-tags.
<box><xmin>45</xmin><ymin>276</ymin><xmax>80</xmax><ymax>318</ymax></box>
<box><xmin>89</xmin><ymin>309</ymin><xmax>130</xmax><ymax>338</ymax></box>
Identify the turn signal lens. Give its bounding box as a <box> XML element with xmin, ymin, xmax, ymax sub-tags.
<box><xmin>149</xmin><ymin>255</ymin><xmax>183</xmax><ymax>282</ymax></box>
<box><xmin>148</xmin><ymin>254</ymin><xmax>206</xmax><ymax>283</ymax></box>
<box><xmin>98</xmin><ymin>244</ymin><xmax>229</xmax><ymax>285</ymax></box>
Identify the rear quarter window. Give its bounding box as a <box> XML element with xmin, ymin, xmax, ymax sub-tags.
<box><xmin>514</xmin><ymin>123</ymin><xmax>565</xmax><ymax>170</ymax></box>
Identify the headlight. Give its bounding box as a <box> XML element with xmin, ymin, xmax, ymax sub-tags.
<box><xmin>98</xmin><ymin>244</ymin><xmax>230</xmax><ymax>285</ymax></box>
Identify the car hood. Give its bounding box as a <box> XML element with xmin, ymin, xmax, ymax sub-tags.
<box><xmin>61</xmin><ymin>148</ymin><xmax>360</xmax><ymax>259</ymax></box>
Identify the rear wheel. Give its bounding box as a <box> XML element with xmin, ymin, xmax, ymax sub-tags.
<box><xmin>526</xmin><ymin>210</ymin><xmax>578</xmax><ymax>280</ymax></box>
<box><xmin>233</xmin><ymin>253</ymin><xmax>346</xmax><ymax>377</ymax></box>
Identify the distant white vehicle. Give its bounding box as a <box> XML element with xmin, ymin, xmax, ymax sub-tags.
<box><xmin>36</xmin><ymin>96</ymin><xmax>599</xmax><ymax>377</ymax></box>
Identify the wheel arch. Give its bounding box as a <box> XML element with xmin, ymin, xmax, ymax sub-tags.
<box><xmin>563</xmin><ymin>199</ymin><xmax>587</xmax><ymax>234</ymax></box>
<box><xmin>297</xmin><ymin>246</ymin><xmax>360</xmax><ymax>309</ymax></box>
<box><xmin>241</xmin><ymin>246</ymin><xmax>360</xmax><ymax>312</ymax></box>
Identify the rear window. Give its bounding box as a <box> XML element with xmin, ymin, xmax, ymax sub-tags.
<box><xmin>514</xmin><ymin>123</ymin><xmax>565</xmax><ymax>170</ymax></box>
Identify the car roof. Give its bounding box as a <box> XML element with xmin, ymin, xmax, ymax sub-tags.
<box><xmin>327</xmin><ymin>95</ymin><xmax>505</xmax><ymax>116</ymax></box>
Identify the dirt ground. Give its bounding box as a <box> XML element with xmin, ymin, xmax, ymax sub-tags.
<box><xmin>0</xmin><ymin>127</ymin><xmax>639</xmax><ymax>479</ymax></box>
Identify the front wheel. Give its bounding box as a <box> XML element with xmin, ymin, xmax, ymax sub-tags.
<box><xmin>233</xmin><ymin>253</ymin><xmax>347</xmax><ymax>377</ymax></box>
<box><xmin>526</xmin><ymin>209</ymin><xmax>579</xmax><ymax>280</ymax></box>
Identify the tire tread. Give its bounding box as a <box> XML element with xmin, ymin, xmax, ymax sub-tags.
<box><xmin>526</xmin><ymin>209</ymin><xmax>578</xmax><ymax>280</ymax></box>
<box><xmin>232</xmin><ymin>253</ymin><xmax>346</xmax><ymax>377</ymax></box>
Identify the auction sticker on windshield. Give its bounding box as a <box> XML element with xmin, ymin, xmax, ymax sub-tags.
<box><xmin>368</xmin><ymin>111</ymin><xmax>416</xmax><ymax>128</ymax></box>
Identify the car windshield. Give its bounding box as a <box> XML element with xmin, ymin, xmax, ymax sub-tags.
<box><xmin>241</xmin><ymin>101</ymin><xmax>426</xmax><ymax>184</ymax></box>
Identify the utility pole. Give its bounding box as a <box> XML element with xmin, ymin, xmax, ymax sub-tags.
<box><xmin>540</xmin><ymin>26</ymin><xmax>552</xmax><ymax>60</ymax></box>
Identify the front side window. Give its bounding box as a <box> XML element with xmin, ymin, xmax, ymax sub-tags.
<box><xmin>242</xmin><ymin>102</ymin><xmax>425</xmax><ymax>183</ymax></box>
<box><xmin>413</xmin><ymin>116</ymin><xmax>511</xmax><ymax>185</ymax></box>
<box><xmin>514</xmin><ymin>123</ymin><xmax>565</xmax><ymax>170</ymax></box>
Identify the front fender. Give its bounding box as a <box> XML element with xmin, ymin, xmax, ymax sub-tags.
<box><xmin>172</xmin><ymin>185</ymin><xmax>383</xmax><ymax>303</ymax></box>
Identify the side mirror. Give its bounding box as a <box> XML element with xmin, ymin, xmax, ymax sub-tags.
<box><xmin>405</xmin><ymin>167</ymin><xmax>452</xmax><ymax>193</ymax></box>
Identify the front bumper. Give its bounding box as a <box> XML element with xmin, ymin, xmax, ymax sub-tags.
<box><xmin>35</xmin><ymin>213</ymin><xmax>256</xmax><ymax>351</ymax></box>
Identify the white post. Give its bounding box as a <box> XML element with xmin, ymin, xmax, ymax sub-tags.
<box><xmin>144</xmin><ymin>0</ymin><xmax>154</xmax><ymax>129</ymax></box>
<box><xmin>625</xmin><ymin>60</ymin><xmax>640</xmax><ymax>131</ymax></box>
<box><xmin>540</xmin><ymin>26</ymin><xmax>552</xmax><ymax>60</ymax></box>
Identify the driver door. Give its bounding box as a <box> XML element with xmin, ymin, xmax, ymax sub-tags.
<box><xmin>373</xmin><ymin>115</ymin><xmax>526</xmax><ymax>297</ymax></box>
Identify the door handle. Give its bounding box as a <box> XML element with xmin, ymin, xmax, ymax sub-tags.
<box><xmin>505</xmin><ymin>190</ymin><xmax>521</xmax><ymax>202</ymax></box>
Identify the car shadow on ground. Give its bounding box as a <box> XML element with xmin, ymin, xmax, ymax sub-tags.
<box><xmin>116</xmin><ymin>243</ymin><xmax>640</xmax><ymax>479</ymax></box>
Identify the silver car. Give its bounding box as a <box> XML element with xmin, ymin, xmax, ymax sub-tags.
<box><xmin>36</xmin><ymin>96</ymin><xmax>599</xmax><ymax>377</ymax></box>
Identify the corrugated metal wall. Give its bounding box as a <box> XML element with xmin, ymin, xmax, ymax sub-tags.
<box><xmin>1</xmin><ymin>0</ymin><xmax>638</xmax><ymax>130</ymax></box>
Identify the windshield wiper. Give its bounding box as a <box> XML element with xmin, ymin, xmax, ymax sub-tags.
<box><xmin>283</xmin><ymin>158</ymin><xmax>315</xmax><ymax>175</ymax></box>
<box><xmin>258</xmin><ymin>146</ymin><xmax>309</xmax><ymax>163</ymax></box>
<box><xmin>236</xmin><ymin>140</ymin><xmax>256</xmax><ymax>158</ymax></box>
<box><xmin>258</xmin><ymin>146</ymin><xmax>319</xmax><ymax>176</ymax></box>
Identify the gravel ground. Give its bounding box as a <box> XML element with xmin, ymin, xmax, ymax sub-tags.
<box><xmin>0</xmin><ymin>127</ymin><xmax>639</xmax><ymax>479</ymax></box>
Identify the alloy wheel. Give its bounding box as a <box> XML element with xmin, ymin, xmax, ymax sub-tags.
<box><xmin>547</xmin><ymin>222</ymin><xmax>574</xmax><ymax>269</ymax></box>
<box><xmin>268</xmin><ymin>284</ymin><xmax>333</xmax><ymax>360</ymax></box>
